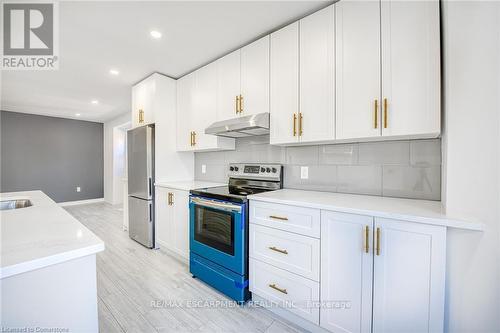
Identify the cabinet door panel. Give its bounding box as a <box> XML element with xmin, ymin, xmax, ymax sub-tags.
<box><xmin>155</xmin><ymin>187</ymin><xmax>174</xmax><ymax>249</ymax></box>
<box><xmin>176</xmin><ymin>73</ymin><xmax>195</xmax><ymax>151</ymax></box>
<box><xmin>299</xmin><ymin>5</ymin><xmax>335</xmax><ymax>143</ymax></box>
<box><xmin>381</xmin><ymin>0</ymin><xmax>440</xmax><ymax>137</ymax></box>
<box><xmin>172</xmin><ymin>189</ymin><xmax>190</xmax><ymax>260</ymax></box>
<box><xmin>193</xmin><ymin>63</ymin><xmax>218</xmax><ymax>150</ymax></box>
<box><xmin>372</xmin><ymin>218</ymin><xmax>446</xmax><ymax>333</ymax></box>
<box><xmin>216</xmin><ymin>50</ymin><xmax>241</xmax><ymax>121</ymax></box>
<box><xmin>335</xmin><ymin>0</ymin><xmax>381</xmax><ymax>140</ymax></box>
<box><xmin>270</xmin><ymin>22</ymin><xmax>299</xmax><ymax>145</ymax></box>
<box><xmin>320</xmin><ymin>211</ymin><xmax>373</xmax><ymax>333</ymax></box>
<box><xmin>241</xmin><ymin>36</ymin><xmax>270</xmax><ymax>116</ymax></box>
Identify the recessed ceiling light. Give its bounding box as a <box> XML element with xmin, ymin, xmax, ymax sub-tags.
<box><xmin>150</xmin><ymin>30</ymin><xmax>162</xmax><ymax>39</ymax></box>
<box><xmin>75</xmin><ymin>113</ymin><xmax>81</xmax><ymax>117</ymax></box>
<box><xmin>91</xmin><ymin>100</ymin><xmax>99</xmax><ymax>105</ymax></box>
<box><xmin>109</xmin><ymin>69</ymin><xmax>119</xmax><ymax>75</ymax></box>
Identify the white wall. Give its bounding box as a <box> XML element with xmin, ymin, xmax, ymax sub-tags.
<box><xmin>104</xmin><ymin>112</ymin><xmax>131</xmax><ymax>204</ymax></box>
<box><xmin>442</xmin><ymin>1</ymin><xmax>500</xmax><ymax>332</ymax></box>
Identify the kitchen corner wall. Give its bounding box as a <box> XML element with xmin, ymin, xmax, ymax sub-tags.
<box><xmin>195</xmin><ymin>135</ymin><xmax>442</xmax><ymax>201</ymax></box>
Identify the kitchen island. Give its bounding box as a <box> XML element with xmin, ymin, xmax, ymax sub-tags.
<box><xmin>0</xmin><ymin>190</ymin><xmax>105</xmax><ymax>332</ymax></box>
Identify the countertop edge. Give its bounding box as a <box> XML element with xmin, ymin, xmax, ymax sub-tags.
<box><xmin>0</xmin><ymin>242</ymin><xmax>105</xmax><ymax>280</ymax></box>
<box><xmin>154</xmin><ymin>181</ymin><xmax>225</xmax><ymax>191</ymax></box>
<box><xmin>247</xmin><ymin>195</ymin><xmax>485</xmax><ymax>232</ymax></box>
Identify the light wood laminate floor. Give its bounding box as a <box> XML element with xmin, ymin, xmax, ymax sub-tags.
<box><xmin>65</xmin><ymin>203</ymin><xmax>305</xmax><ymax>333</ymax></box>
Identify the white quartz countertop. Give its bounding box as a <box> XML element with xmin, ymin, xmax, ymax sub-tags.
<box><xmin>248</xmin><ymin>189</ymin><xmax>484</xmax><ymax>231</ymax></box>
<box><xmin>0</xmin><ymin>190</ymin><xmax>105</xmax><ymax>279</ymax></box>
<box><xmin>155</xmin><ymin>180</ymin><xmax>226</xmax><ymax>191</ymax></box>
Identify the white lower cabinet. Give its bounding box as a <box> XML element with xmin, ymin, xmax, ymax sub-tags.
<box><xmin>155</xmin><ymin>187</ymin><xmax>190</xmax><ymax>260</ymax></box>
<box><xmin>320</xmin><ymin>211</ymin><xmax>374</xmax><ymax>333</ymax></box>
<box><xmin>250</xmin><ymin>259</ymin><xmax>320</xmax><ymax>324</ymax></box>
<box><xmin>320</xmin><ymin>211</ymin><xmax>446</xmax><ymax>333</ymax></box>
<box><xmin>249</xmin><ymin>200</ymin><xmax>446</xmax><ymax>333</ymax></box>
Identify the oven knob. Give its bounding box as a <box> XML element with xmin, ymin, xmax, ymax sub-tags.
<box><xmin>234</xmin><ymin>166</ymin><xmax>239</xmax><ymax>172</ymax></box>
<box><xmin>229</xmin><ymin>166</ymin><xmax>234</xmax><ymax>171</ymax></box>
<box><xmin>260</xmin><ymin>167</ymin><xmax>265</xmax><ymax>173</ymax></box>
<box><xmin>272</xmin><ymin>167</ymin><xmax>277</xmax><ymax>173</ymax></box>
<box><xmin>266</xmin><ymin>167</ymin><xmax>271</xmax><ymax>173</ymax></box>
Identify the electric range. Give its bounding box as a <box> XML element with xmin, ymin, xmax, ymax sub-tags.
<box><xmin>189</xmin><ymin>163</ymin><xmax>283</xmax><ymax>303</ymax></box>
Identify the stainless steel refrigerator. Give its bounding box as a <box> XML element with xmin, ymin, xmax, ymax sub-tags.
<box><xmin>127</xmin><ymin>124</ymin><xmax>155</xmax><ymax>248</ymax></box>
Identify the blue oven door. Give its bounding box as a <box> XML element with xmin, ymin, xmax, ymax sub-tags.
<box><xmin>189</xmin><ymin>196</ymin><xmax>247</xmax><ymax>275</ymax></box>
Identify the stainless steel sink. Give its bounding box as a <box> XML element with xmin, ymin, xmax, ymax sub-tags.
<box><xmin>0</xmin><ymin>199</ymin><xmax>33</xmax><ymax>210</ymax></box>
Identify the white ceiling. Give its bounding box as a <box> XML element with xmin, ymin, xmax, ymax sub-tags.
<box><xmin>1</xmin><ymin>1</ymin><xmax>329</xmax><ymax>123</ymax></box>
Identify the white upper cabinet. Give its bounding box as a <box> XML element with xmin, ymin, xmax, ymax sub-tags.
<box><xmin>216</xmin><ymin>50</ymin><xmax>241</xmax><ymax>121</ymax></box>
<box><xmin>299</xmin><ymin>5</ymin><xmax>335</xmax><ymax>143</ymax></box>
<box><xmin>380</xmin><ymin>0</ymin><xmax>440</xmax><ymax>137</ymax></box>
<box><xmin>132</xmin><ymin>75</ymin><xmax>156</xmax><ymax>128</ymax></box>
<box><xmin>270</xmin><ymin>22</ymin><xmax>300</xmax><ymax>145</ymax></box>
<box><xmin>176</xmin><ymin>73</ymin><xmax>196</xmax><ymax>151</ymax></box>
<box><xmin>240</xmin><ymin>35</ymin><xmax>270</xmax><ymax>116</ymax></box>
<box><xmin>335</xmin><ymin>0</ymin><xmax>381</xmax><ymax>140</ymax></box>
<box><xmin>372</xmin><ymin>217</ymin><xmax>446</xmax><ymax>333</ymax></box>
<box><xmin>177</xmin><ymin>65</ymin><xmax>235</xmax><ymax>152</ymax></box>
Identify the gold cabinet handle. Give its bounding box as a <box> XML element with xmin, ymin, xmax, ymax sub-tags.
<box><xmin>170</xmin><ymin>192</ymin><xmax>174</xmax><ymax>205</ymax></box>
<box><xmin>383</xmin><ymin>98</ymin><xmax>388</xmax><ymax>128</ymax></box>
<box><xmin>139</xmin><ymin>109</ymin><xmax>144</xmax><ymax>123</ymax></box>
<box><xmin>269</xmin><ymin>215</ymin><xmax>288</xmax><ymax>221</ymax></box>
<box><xmin>268</xmin><ymin>246</ymin><xmax>288</xmax><ymax>255</ymax></box>
<box><xmin>364</xmin><ymin>225</ymin><xmax>370</xmax><ymax>253</ymax></box>
<box><xmin>235</xmin><ymin>95</ymin><xmax>240</xmax><ymax>114</ymax></box>
<box><xmin>192</xmin><ymin>131</ymin><xmax>196</xmax><ymax>146</ymax></box>
<box><xmin>374</xmin><ymin>100</ymin><xmax>378</xmax><ymax>129</ymax></box>
<box><xmin>269</xmin><ymin>283</ymin><xmax>288</xmax><ymax>294</ymax></box>
<box><xmin>293</xmin><ymin>114</ymin><xmax>297</xmax><ymax>136</ymax></box>
<box><xmin>376</xmin><ymin>227</ymin><xmax>381</xmax><ymax>256</ymax></box>
<box><xmin>298</xmin><ymin>113</ymin><xmax>303</xmax><ymax>136</ymax></box>
<box><xmin>239</xmin><ymin>94</ymin><xmax>243</xmax><ymax>113</ymax></box>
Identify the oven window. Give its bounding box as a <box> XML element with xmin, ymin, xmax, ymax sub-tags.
<box><xmin>194</xmin><ymin>205</ymin><xmax>235</xmax><ymax>256</ymax></box>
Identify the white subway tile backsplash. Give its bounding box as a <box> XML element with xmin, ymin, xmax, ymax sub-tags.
<box><xmin>285</xmin><ymin>146</ymin><xmax>319</xmax><ymax>165</ymax></box>
<box><xmin>284</xmin><ymin>165</ymin><xmax>337</xmax><ymax>192</ymax></box>
<box><xmin>319</xmin><ymin>144</ymin><xmax>359</xmax><ymax>165</ymax></box>
<box><xmin>383</xmin><ymin>165</ymin><xmax>441</xmax><ymax>200</ymax></box>
<box><xmin>194</xmin><ymin>138</ymin><xmax>441</xmax><ymax>200</ymax></box>
<box><xmin>410</xmin><ymin>139</ymin><xmax>442</xmax><ymax>166</ymax></box>
<box><xmin>359</xmin><ymin>141</ymin><xmax>410</xmax><ymax>165</ymax></box>
<box><xmin>337</xmin><ymin>165</ymin><xmax>383</xmax><ymax>196</ymax></box>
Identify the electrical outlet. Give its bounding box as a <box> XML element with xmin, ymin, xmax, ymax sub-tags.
<box><xmin>201</xmin><ymin>164</ymin><xmax>207</xmax><ymax>174</ymax></box>
<box><xmin>76</xmin><ymin>186</ymin><xmax>81</xmax><ymax>192</ymax></box>
<box><xmin>300</xmin><ymin>166</ymin><xmax>309</xmax><ymax>179</ymax></box>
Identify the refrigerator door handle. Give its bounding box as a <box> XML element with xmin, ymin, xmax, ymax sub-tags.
<box><xmin>149</xmin><ymin>203</ymin><xmax>152</xmax><ymax>222</ymax></box>
<box><xmin>148</xmin><ymin>177</ymin><xmax>152</xmax><ymax>197</ymax></box>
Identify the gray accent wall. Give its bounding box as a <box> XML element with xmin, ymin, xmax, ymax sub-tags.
<box><xmin>195</xmin><ymin>135</ymin><xmax>442</xmax><ymax>201</ymax></box>
<box><xmin>1</xmin><ymin>111</ymin><xmax>104</xmax><ymax>202</ymax></box>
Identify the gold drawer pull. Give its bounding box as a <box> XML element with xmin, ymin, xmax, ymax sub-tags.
<box><xmin>269</xmin><ymin>246</ymin><xmax>288</xmax><ymax>255</ymax></box>
<box><xmin>376</xmin><ymin>227</ymin><xmax>381</xmax><ymax>256</ymax></box>
<box><xmin>269</xmin><ymin>283</ymin><xmax>288</xmax><ymax>294</ymax></box>
<box><xmin>239</xmin><ymin>94</ymin><xmax>244</xmax><ymax>113</ymax></box>
<box><xmin>269</xmin><ymin>215</ymin><xmax>288</xmax><ymax>221</ymax></box>
<box><xmin>298</xmin><ymin>112</ymin><xmax>303</xmax><ymax>136</ymax></box>
<box><xmin>293</xmin><ymin>113</ymin><xmax>297</xmax><ymax>136</ymax></box>
<box><xmin>383</xmin><ymin>98</ymin><xmax>388</xmax><ymax>128</ymax></box>
<box><xmin>364</xmin><ymin>225</ymin><xmax>369</xmax><ymax>253</ymax></box>
<box><xmin>374</xmin><ymin>100</ymin><xmax>378</xmax><ymax>129</ymax></box>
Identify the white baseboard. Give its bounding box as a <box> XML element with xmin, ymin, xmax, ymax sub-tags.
<box><xmin>59</xmin><ymin>198</ymin><xmax>105</xmax><ymax>207</ymax></box>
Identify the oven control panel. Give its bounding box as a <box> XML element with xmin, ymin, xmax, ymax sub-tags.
<box><xmin>228</xmin><ymin>163</ymin><xmax>282</xmax><ymax>180</ymax></box>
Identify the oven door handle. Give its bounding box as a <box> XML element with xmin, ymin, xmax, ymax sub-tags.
<box><xmin>191</xmin><ymin>197</ymin><xmax>242</xmax><ymax>213</ymax></box>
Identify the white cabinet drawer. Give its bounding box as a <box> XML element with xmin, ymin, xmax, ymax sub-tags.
<box><xmin>249</xmin><ymin>224</ymin><xmax>320</xmax><ymax>281</ymax></box>
<box><xmin>250</xmin><ymin>259</ymin><xmax>319</xmax><ymax>324</ymax></box>
<box><xmin>250</xmin><ymin>201</ymin><xmax>320</xmax><ymax>238</ymax></box>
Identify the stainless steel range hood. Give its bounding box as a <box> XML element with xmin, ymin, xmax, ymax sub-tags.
<box><xmin>205</xmin><ymin>112</ymin><xmax>270</xmax><ymax>138</ymax></box>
